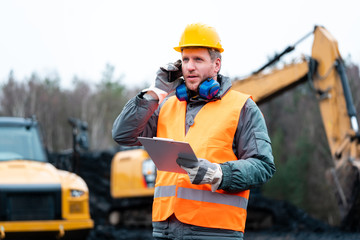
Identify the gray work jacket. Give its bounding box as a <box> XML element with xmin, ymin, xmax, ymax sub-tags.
<box><xmin>112</xmin><ymin>75</ymin><xmax>275</xmax><ymax>192</ymax></box>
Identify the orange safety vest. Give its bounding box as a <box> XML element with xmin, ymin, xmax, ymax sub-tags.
<box><xmin>154</xmin><ymin>90</ymin><xmax>251</xmax><ymax>232</ymax></box>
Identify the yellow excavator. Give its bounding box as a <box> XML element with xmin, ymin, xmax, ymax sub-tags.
<box><xmin>109</xmin><ymin>147</ymin><xmax>156</xmax><ymax>226</ymax></box>
<box><xmin>109</xmin><ymin>25</ymin><xmax>359</xmax><ymax>229</ymax></box>
<box><xmin>232</xmin><ymin>25</ymin><xmax>360</xmax><ymax>228</ymax></box>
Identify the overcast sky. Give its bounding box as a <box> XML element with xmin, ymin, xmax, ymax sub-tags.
<box><xmin>1</xmin><ymin>0</ymin><xmax>359</xmax><ymax>90</ymax></box>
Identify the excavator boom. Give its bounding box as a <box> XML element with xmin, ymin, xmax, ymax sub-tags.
<box><xmin>232</xmin><ymin>61</ymin><xmax>309</xmax><ymax>104</ymax></box>
<box><xmin>232</xmin><ymin>26</ymin><xmax>360</xmax><ymax>229</ymax></box>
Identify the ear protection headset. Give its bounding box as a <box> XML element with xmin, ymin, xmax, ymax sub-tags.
<box><xmin>176</xmin><ymin>78</ymin><xmax>220</xmax><ymax>101</ymax></box>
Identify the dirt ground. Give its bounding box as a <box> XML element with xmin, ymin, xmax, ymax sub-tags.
<box><xmin>87</xmin><ymin>226</ymin><xmax>360</xmax><ymax>240</ymax></box>
<box><xmin>245</xmin><ymin>230</ymin><xmax>360</xmax><ymax>240</ymax></box>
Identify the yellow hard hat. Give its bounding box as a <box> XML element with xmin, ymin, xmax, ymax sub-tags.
<box><xmin>174</xmin><ymin>23</ymin><xmax>224</xmax><ymax>53</ymax></box>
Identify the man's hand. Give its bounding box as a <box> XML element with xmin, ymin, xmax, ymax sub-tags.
<box><xmin>143</xmin><ymin>59</ymin><xmax>183</xmax><ymax>103</ymax></box>
<box><xmin>155</xmin><ymin>59</ymin><xmax>183</xmax><ymax>93</ymax></box>
<box><xmin>176</xmin><ymin>156</ymin><xmax>223</xmax><ymax>192</ymax></box>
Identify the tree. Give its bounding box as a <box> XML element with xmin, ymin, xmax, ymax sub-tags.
<box><xmin>0</xmin><ymin>71</ymin><xmax>27</xmax><ymax>117</ymax></box>
<box><xmin>0</xmin><ymin>64</ymin><xmax>129</xmax><ymax>151</ymax></box>
<box><xmin>86</xmin><ymin>63</ymin><xmax>127</xmax><ymax>150</ymax></box>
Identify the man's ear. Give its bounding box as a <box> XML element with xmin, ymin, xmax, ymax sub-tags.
<box><xmin>214</xmin><ymin>58</ymin><xmax>221</xmax><ymax>73</ymax></box>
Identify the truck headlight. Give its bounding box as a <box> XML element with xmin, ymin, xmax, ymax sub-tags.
<box><xmin>142</xmin><ymin>159</ymin><xmax>156</xmax><ymax>188</ymax></box>
<box><xmin>70</xmin><ymin>189</ymin><xmax>85</xmax><ymax>197</ymax></box>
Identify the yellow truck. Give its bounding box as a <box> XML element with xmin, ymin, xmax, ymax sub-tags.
<box><xmin>0</xmin><ymin>116</ymin><xmax>93</xmax><ymax>239</ymax></box>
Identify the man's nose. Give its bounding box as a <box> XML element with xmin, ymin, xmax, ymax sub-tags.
<box><xmin>186</xmin><ymin>60</ymin><xmax>196</xmax><ymax>71</ymax></box>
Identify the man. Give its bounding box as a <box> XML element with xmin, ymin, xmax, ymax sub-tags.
<box><xmin>112</xmin><ymin>23</ymin><xmax>275</xmax><ymax>240</ymax></box>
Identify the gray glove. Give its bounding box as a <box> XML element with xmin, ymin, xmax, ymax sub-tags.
<box><xmin>155</xmin><ymin>59</ymin><xmax>183</xmax><ymax>93</ymax></box>
<box><xmin>176</xmin><ymin>156</ymin><xmax>223</xmax><ymax>192</ymax></box>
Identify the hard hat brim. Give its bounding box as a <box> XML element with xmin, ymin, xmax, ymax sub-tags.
<box><xmin>174</xmin><ymin>45</ymin><xmax>224</xmax><ymax>53</ymax></box>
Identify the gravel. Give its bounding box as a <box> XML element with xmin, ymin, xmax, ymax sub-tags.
<box><xmin>86</xmin><ymin>225</ymin><xmax>360</xmax><ymax>240</ymax></box>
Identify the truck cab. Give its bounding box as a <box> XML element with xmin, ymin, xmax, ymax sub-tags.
<box><xmin>0</xmin><ymin>117</ymin><xmax>93</xmax><ymax>239</ymax></box>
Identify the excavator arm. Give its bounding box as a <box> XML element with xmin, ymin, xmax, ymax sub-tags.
<box><xmin>232</xmin><ymin>26</ymin><xmax>360</xmax><ymax>228</ymax></box>
<box><xmin>232</xmin><ymin>60</ymin><xmax>309</xmax><ymax>104</ymax></box>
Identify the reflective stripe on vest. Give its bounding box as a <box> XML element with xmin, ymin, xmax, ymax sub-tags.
<box><xmin>154</xmin><ymin>185</ymin><xmax>176</xmax><ymax>198</ymax></box>
<box><xmin>154</xmin><ymin>186</ymin><xmax>248</xmax><ymax>210</ymax></box>
<box><xmin>154</xmin><ymin>90</ymin><xmax>251</xmax><ymax>232</ymax></box>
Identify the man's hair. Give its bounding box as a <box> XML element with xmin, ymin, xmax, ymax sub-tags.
<box><xmin>208</xmin><ymin>48</ymin><xmax>221</xmax><ymax>74</ymax></box>
<box><xmin>208</xmin><ymin>48</ymin><xmax>222</xmax><ymax>62</ymax></box>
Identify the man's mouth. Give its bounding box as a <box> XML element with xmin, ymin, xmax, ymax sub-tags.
<box><xmin>187</xmin><ymin>75</ymin><xmax>199</xmax><ymax>80</ymax></box>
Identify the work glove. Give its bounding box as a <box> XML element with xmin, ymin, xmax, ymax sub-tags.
<box><xmin>176</xmin><ymin>156</ymin><xmax>223</xmax><ymax>192</ymax></box>
<box><xmin>144</xmin><ymin>59</ymin><xmax>183</xmax><ymax>103</ymax></box>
